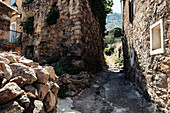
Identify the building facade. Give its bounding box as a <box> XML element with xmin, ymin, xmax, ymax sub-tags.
<box><xmin>21</xmin><ymin>0</ymin><xmax>105</xmax><ymax>73</ymax></box>
<box><xmin>121</xmin><ymin>0</ymin><xmax>169</xmax><ymax>112</ymax></box>
<box><xmin>0</xmin><ymin>0</ymin><xmax>22</xmax><ymax>54</ymax></box>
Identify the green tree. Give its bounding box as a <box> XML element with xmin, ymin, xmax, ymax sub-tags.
<box><xmin>112</xmin><ymin>27</ymin><xmax>122</xmax><ymax>37</ymax></box>
<box><xmin>88</xmin><ymin>0</ymin><xmax>113</xmax><ymax>36</ymax></box>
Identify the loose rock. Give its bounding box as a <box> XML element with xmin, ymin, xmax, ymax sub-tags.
<box><xmin>0</xmin><ymin>82</ymin><xmax>24</xmax><ymax>104</ymax></box>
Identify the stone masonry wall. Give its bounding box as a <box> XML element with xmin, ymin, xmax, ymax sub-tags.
<box><xmin>122</xmin><ymin>0</ymin><xmax>169</xmax><ymax>112</ymax></box>
<box><xmin>21</xmin><ymin>0</ymin><xmax>104</xmax><ymax>73</ymax></box>
<box><xmin>0</xmin><ymin>2</ymin><xmax>12</xmax><ymax>51</ymax></box>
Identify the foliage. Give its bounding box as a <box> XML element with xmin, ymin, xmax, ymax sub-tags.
<box><xmin>104</xmin><ymin>27</ymin><xmax>122</xmax><ymax>46</ymax></box>
<box><xmin>104</xmin><ymin>48</ymin><xmax>111</xmax><ymax>56</ymax></box>
<box><xmin>46</xmin><ymin>56</ymin><xmax>86</xmax><ymax>76</ymax></box>
<box><xmin>46</xmin><ymin>55</ymin><xmax>60</xmax><ymax>65</ymax></box>
<box><xmin>115</xmin><ymin>59</ymin><xmax>123</xmax><ymax>66</ymax></box>
<box><xmin>45</xmin><ymin>8</ymin><xmax>60</xmax><ymax>25</ymax></box>
<box><xmin>104</xmin><ymin>46</ymin><xmax>114</xmax><ymax>56</ymax></box>
<box><xmin>54</xmin><ymin>58</ymin><xmax>86</xmax><ymax>75</ymax></box>
<box><xmin>109</xmin><ymin>46</ymin><xmax>114</xmax><ymax>52</ymax></box>
<box><xmin>57</xmin><ymin>86</ymin><xmax>68</xmax><ymax>98</ymax></box>
<box><xmin>115</xmin><ymin>59</ymin><xmax>122</xmax><ymax>63</ymax></box>
<box><xmin>20</xmin><ymin>17</ymin><xmax>34</xmax><ymax>35</ymax></box>
<box><xmin>23</xmin><ymin>0</ymin><xmax>34</xmax><ymax>4</ymax></box>
<box><xmin>88</xmin><ymin>0</ymin><xmax>113</xmax><ymax>36</ymax></box>
<box><xmin>109</xmin><ymin>27</ymin><xmax>122</xmax><ymax>37</ymax></box>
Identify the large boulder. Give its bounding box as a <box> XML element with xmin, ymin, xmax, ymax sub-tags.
<box><xmin>0</xmin><ymin>101</ymin><xmax>24</xmax><ymax>113</ymax></box>
<box><xmin>0</xmin><ymin>82</ymin><xmax>24</xmax><ymax>104</ymax></box>
<box><xmin>10</xmin><ymin>63</ymin><xmax>37</xmax><ymax>84</ymax></box>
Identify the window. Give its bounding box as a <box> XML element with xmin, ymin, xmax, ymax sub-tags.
<box><xmin>129</xmin><ymin>0</ymin><xmax>134</xmax><ymax>23</ymax></box>
<box><xmin>10</xmin><ymin>22</ymin><xmax>16</xmax><ymax>43</ymax></box>
<box><xmin>150</xmin><ymin>19</ymin><xmax>164</xmax><ymax>55</ymax></box>
<box><xmin>10</xmin><ymin>0</ymin><xmax>16</xmax><ymax>6</ymax></box>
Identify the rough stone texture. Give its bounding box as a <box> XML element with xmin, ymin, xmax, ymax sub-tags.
<box><xmin>10</xmin><ymin>76</ymin><xmax>28</xmax><ymax>87</ymax></box>
<box><xmin>0</xmin><ymin>101</ymin><xmax>24</xmax><ymax>113</ymax></box>
<box><xmin>59</xmin><ymin>72</ymin><xmax>91</xmax><ymax>97</ymax></box>
<box><xmin>0</xmin><ymin>1</ymin><xmax>16</xmax><ymax>51</ymax></box>
<box><xmin>21</xmin><ymin>0</ymin><xmax>104</xmax><ymax>73</ymax></box>
<box><xmin>44</xmin><ymin>91</ymin><xmax>56</xmax><ymax>112</ymax></box>
<box><xmin>32</xmin><ymin>100</ymin><xmax>45</xmax><ymax>113</ymax></box>
<box><xmin>10</xmin><ymin>63</ymin><xmax>37</xmax><ymax>84</ymax></box>
<box><xmin>0</xmin><ymin>52</ymin><xmax>59</xmax><ymax>113</ymax></box>
<box><xmin>0</xmin><ymin>82</ymin><xmax>24</xmax><ymax>105</ymax></box>
<box><xmin>122</xmin><ymin>0</ymin><xmax>169</xmax><ymax>112</ymax></box>
<box><xmin>34</xmin><ymin>68</ymin><xmax>50</xmax><ymax>84</ymax></box>
<box><xmin>35</xmin><ymin>84</ymin><xmax>50</xmax><ymax>101</ymax></box>
<box><xmin>0</xmin><ymin>61</ymin><xmax>12</xmax><ymax>81</ymax></box>
<box><xmin>0</xmin><ymin>56</ymin><xmax>10</xmax><ymax>64</ymax></box>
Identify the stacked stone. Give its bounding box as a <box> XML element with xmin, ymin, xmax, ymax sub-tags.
<box><xmin>0</xmin><ymin>3</ymin><xmax>13</xmax><ymax>51</ymax></box>
<box><xmin>59</xmin><ymin>72</ymin><xmax>91</xmax><ymax>97</ymax></box>
<box><xmin>122</xmin><ymin>0</ymin><xmax>169</xmax><ymax>112</ymax></box>
<box><xmin>21</xmin><ymin>0</ymin><xmax>104</xmax><ymax>73</ymax></box>
<box><xmin>0</xmin><ymin>52</ymin><xmax>59</xmax><ymax>113</ymax></box>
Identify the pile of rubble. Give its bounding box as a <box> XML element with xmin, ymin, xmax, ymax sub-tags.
<box><xmin>0</xmin><ymin>52</ymin><xmax>59</xmax><ymax>113</ymax></box>
<box><xmin>59</xmin><ymin>72</ymin><xmax>92</xmax><ymax>97</ymax></box>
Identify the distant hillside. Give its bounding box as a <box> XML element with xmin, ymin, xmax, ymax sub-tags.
<box><xmin>106</xmin><ymin>13</ymin><xmax>122</xmax><ymax>31</ymax></box>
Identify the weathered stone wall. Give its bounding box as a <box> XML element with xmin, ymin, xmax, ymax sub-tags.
<box><xmin>21</xmin><ymin>0</ymin><xmax>104</xmax><ymax>73</ymax></box>
<box><xmin>122</xmin><ymin>0</ymin><xmax>169</xmax><ymax>112</ymax></box>
<box><xmin>0</xmin><ymin>2</ymin><xmax>12</xmax><ymax>51</ymax></box>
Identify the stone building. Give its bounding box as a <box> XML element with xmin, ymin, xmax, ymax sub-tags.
<box><xmin>21</xmin><ymin>0</ymin><xmax>105</xmax><ymax>73</ymax></box>
<box><xmin>121</xmin><ymin>0</ymin><xmax>169</xmax><ymax>112</ymax></box>
<box><xmin>0</xmin><ymin>0</ymin><xmax>23</xmax><ymax>54</ymax></box>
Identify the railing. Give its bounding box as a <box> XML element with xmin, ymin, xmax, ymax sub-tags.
<box><xmin>9</xmin><ymin>30</ymin><xmax>22</xmax><ymax>46</ymax></box>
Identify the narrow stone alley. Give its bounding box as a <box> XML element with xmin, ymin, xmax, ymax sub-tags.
<box><xmin>58</xmin><ymin>69</ymin><xmax>154</xmax><ymax>113</ymax></box>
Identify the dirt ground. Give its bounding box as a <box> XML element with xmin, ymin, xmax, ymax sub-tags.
<box><xmin>57</xmin><ymin>70</ymin><xmax>154</xmax><ymax>113</ymax></box>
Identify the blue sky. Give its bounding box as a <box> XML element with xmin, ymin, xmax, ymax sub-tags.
<box><xmin>112</xmin><ymin>0</ymin><xmax>121</xmax><ymax>13</ymax></box>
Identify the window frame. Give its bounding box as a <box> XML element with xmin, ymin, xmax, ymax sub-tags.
<box><xmin>150</xmin><ymin>19</ymin><xmax>164</xmax><ymax>55</ymax></box>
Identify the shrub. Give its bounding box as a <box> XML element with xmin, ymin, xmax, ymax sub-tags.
<box><xmin>54</xmin><ymin>57</ymin><xmax>86</xmax><ymax>75</ymax></box>
<box><xmin>104</xmin><ymin>46</ymin><xmax>114</xmax><ymax>56</ymax></box>
<box><xmin>57</xmin><ymin>86</ymin><xmax>68</xmax><ymax>98</ymax></box>
<box><xmin>109</xmin><ymin>46</ymin><xmax>114</xmax><ymax>53</ymax></box>
<box><xmin>104</xmin><ymin>48</ymin><xmax>112</xmax><ymax>56</ymax></box>
<box><xmin>46</xmin><ymin>56</ymin><xmax>86</xmax><ymax>76</ymax></box>
<box><xmin>46</xmin><ymin>55</ymin><xmax>60</xmax><ymax>65</ymax></box>
<box><xmin>20</xmin><ymin>17</ymin><xmax>34</xmax><ymax>34</ymax></box>
<box><xmin>115</xmin><ymin>60</ymin><xmax>123</xmax><ymax>64</ymax></box>
<box><xmin>45</xmin><ymin>8</ymin><xmax>60</xmax><ymax>25</ymax></box>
